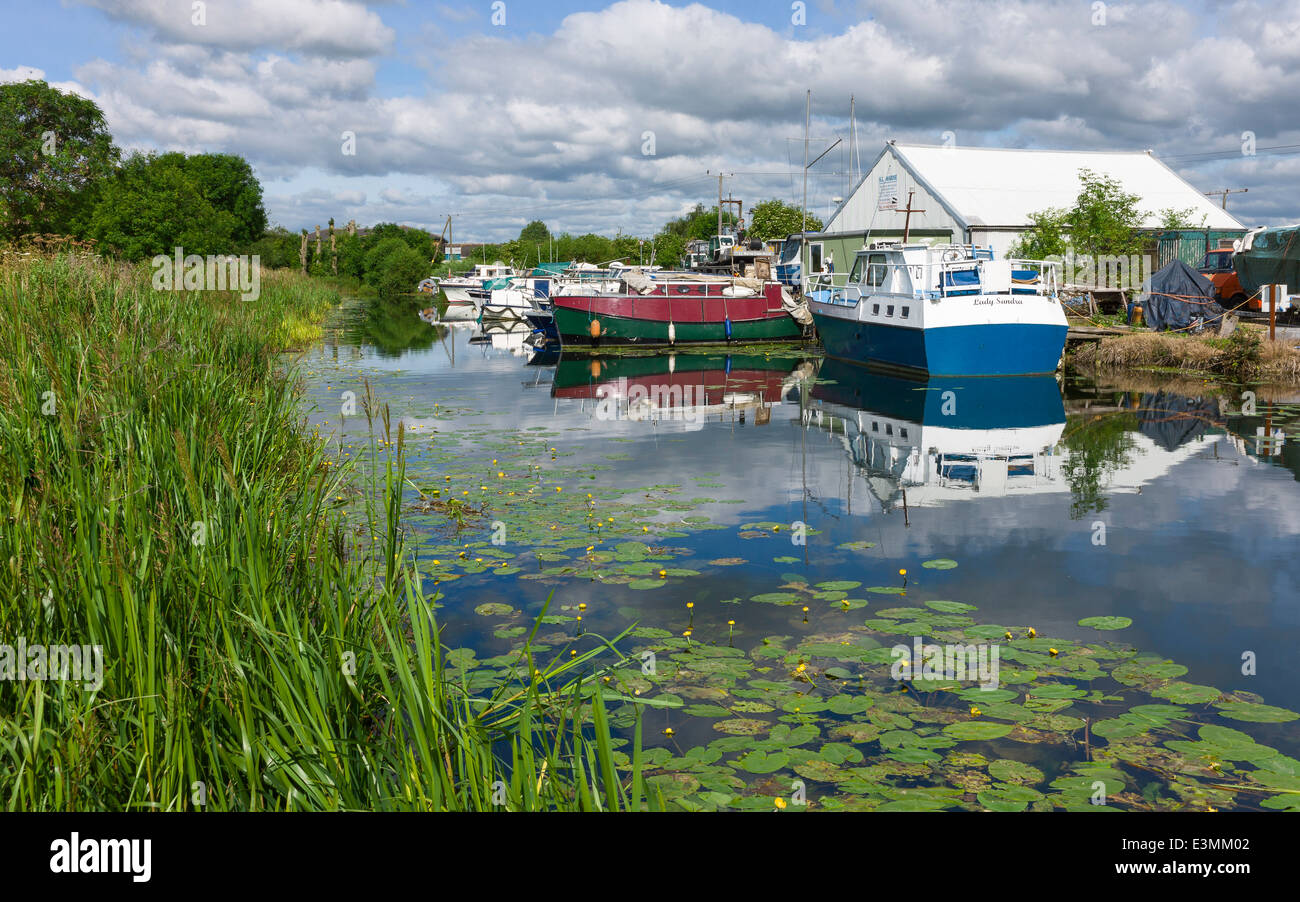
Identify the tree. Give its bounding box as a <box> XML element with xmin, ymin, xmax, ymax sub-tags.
<box><xmin>0</xmin><ymin>79</ymin><xmax>119</xmax><ymax>241</ymax></box>
<box><xmin>1007</xmin><ymin>208</ymin><xmax>1071</xmax><ymax>260</ymax></box>
<box><xmin>184</xmin><ymin>153</ymin><xmax>267</xmax><ymax>244</ymax></box>
<box><xmin>86</xmin><ymin>152</ymin><xmax>242</xmax><ymax>260</ymax></box>
<box><xmin>519</xmin><ymin>220</ymin><xmax>550</xmax><ymax>243</ymax></box>
<box><xmin>1156</xmin><ymin>206</ymin><xmax>1208</xmax><ymax>231</ymax></box>
<box><xmin>363</xmin><ymin>237</ymin><xmax>426</xmax><ymax>297</ymax></box>
<box><xmin>1065</xmin><ymin>168</ymin><xmax>1146</xmax><ymax>259</ymax></box>
<box><xmin>661</xmin><ymin>204</ymin><xmax>736</xmax><ymax>241</ymax></box>
<box><xmin>749</xmin><ymin>199</ymin><xmax>821</xmax><ymax>242</ymax></box>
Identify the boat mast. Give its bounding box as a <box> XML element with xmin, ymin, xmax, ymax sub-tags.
<box><xmin>801</xmin><ymin>90</ymin><xmax>810</xmax><ymax>289</ymax></box>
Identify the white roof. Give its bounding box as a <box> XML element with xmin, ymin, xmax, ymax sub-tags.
<box><xmin>876</xmin><ymin>143</ymin><xmax>1244</xmax><ymax>231</ymax></box>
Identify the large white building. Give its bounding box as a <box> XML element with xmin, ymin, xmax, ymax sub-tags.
<box><xmin>818</xmin><ymin>142</ymin><xmax>1246</xmax><ymax>260</ymax></box>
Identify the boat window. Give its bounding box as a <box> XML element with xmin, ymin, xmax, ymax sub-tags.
<box><xmin>872</xmin><ymin>304</ymin><xmax>880</xmax><ymax>315</ymax></box>
<box><xmin>886</xmin><ymin>305</ymin><xmax>894</xmax><ymax>317</ymax></box>
<box><xmin>809</xmin><ymin>243</ymin><xmax>824</xmax><ymax>273</ymax></box>
<box><xmin>866</xmin><ymin>253</ymin><xmax>889</xmax><ymax>288</ymax></box>
<box><xmin>885</xmin><ymin>424</ymin><xmax>893</xmax><ymax>436</ymax></box>
<box><xmin>849</xmin><ymin>256</ymin><xmax>865</xmax><ymax>283</ymax></box>
<box><xmin>872</xmin><ymin>421</ymin><xmax>879</xmax><ymax>432</ymax></box>
<box><xmin>900</xmin><ymin>428</ymin><xmax>908</xmax><ymax>440</ymax></box>
<box><xmin>901</xmin><ymin>306</ymin><xmax>910</xmax><ymax>319</ymax></box>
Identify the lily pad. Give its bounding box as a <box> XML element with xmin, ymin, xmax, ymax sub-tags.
<box><xmin>1078</xmin><ymin>616</ymin><xmax>1133</xmax><ymax>631</ymax></box>
<box><xmin>921</xmin><ymin>558</ymin><xmax>958</xmax><ymax>570</ymax></box>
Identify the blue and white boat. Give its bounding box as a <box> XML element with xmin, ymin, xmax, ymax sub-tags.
<box><xmin>806</xmin><ymin>243</ymin><xmax>1066</xmax><ymax>376</ymax></box>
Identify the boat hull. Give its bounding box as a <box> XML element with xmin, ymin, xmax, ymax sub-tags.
<box><xmin>553</xmin><ymin>285</ymin><xmax>804</xmax><ymax>350</ymax></box>
<box><xmin>812</xmin><ymin>310</ymin><xmax>1066</xmax><ymax>376</ymax></box>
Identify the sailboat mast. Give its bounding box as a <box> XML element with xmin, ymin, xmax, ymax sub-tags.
<box><xmin>801</xmin><ymin>90</ymin><xmax>810</xmax><ymax>286</ymax></box>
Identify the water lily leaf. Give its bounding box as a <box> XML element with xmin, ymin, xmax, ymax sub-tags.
<box><xmin>1078</xmin><ymin>616</ymin><xmax>1133</xmax><ymax>630</ymax></box>
<box><xmin>734</xmin><ymin>750</ymin><xmax>789</xmax><ymax>773</ymax></box>
<box><xmin>944</xmin><ymin>722</ymin><xmax>1014</xmax><ymax>741</ymax></box>
<box><xmin>988</xmin><ymin>759</ymin><xmax>1045</xmax><ymax>784</ymax></box>
<box><xmin>1152</xmin><ymin>682</ymin><xmax>1222</xmax><ymax>704</ymax></box>
<box><xmin>921</xmin><ymin>558</ymin><xmax>958</xmax><ymax>570</ymax></box>
<box><xmin>712</xmin><ymin>718</ymin><xmax>769</xmax><ymax>735</ymax></box>
<box><xmin>627</xmin><ymin>579</ymin><xmax>665</xmax><ymax>590</ymax></box>
<box><xmin>925</xmin><ymin>600</ymin><xmax>976</xmax><ymax>613</ymax></box>
<box><xmin>473</xmin><ymin>602</ymin><xmax>514</xmax><ymax>616</ymax></box>
<box><xmin>1214</xmin><ymin>702</ymin><xmax>1299</xmax><ymax>723</ymax></box>
<box><xmin>816</xmin><ymin>580</ymin><xmax>862</xmax><ymax>591</ymax></box>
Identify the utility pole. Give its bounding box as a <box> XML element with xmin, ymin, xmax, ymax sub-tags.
<box><xmin>1204</xmin><ymin>188</ymin><xmax>1247</xmax><ymax>210</ymax></box>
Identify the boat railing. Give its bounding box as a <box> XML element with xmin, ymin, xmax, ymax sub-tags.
<box><xmin>807</xmin><ymin>258</ymin><xmax>1060</xmax><ymax>303</ymax></box>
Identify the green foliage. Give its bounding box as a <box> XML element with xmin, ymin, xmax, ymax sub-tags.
<box><xmin>0</xmin><ymin>79</ymin><xmax>120</xmax><ymax>241</ymax></box>
<box><xmin>1007</xmin><ymin>208</ymin><xmax>1071</xmax><ymax>261</ymax></box>
<box><xmin>749</xmin><ymin>198</ymin><xmax>821</xmax><ymax>242</ymax></box>
<box><xmin>519</xmin><ymin>220</ymin><xmax>550</xmax><ymax>243</ymax></box>
<box><xmin>1060</xmin><ymin>409</ymin><xmax>1139</xmax><ymax>519</ymax></box>
<box><xmin>0</xmin><ymin>252</ymin><xmax>642</xmax><ymax>811</ymax></box>
<box><xmin>86</xmin><ymin>151</ymin><xmax>267</xmax><ymax>260</ymax></box>
<box><xmin>1214</xmin><ymin>326</ymin><xmax>1262</xmax><ymax>380</ymax></box>
<box><xmin>660</xmin><ymin>203</ymin><xmax>737</xmax><ymax>242</ymax></box>
<box><xmin>364</xmin><ymin>236</ymin><xmax>426</xmax><ymax>297</ymax></box>
<box><xmin>1157</xmin><ymin>207</ymin><xmax>1208</xmax><ymax>231</ymax></box>
<box><xmin>1067</xmin><ymin>169</ymin><xmax>1147</xmax><ymax>259</ymax></box>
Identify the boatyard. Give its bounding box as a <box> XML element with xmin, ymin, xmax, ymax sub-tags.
<box><xmin>3</xmin><ymin>0</ymin><xmax>1300</xmax><ymax>885</ymax></box>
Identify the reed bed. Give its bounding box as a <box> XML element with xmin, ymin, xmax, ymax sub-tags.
<box><xmin>1070</xmin><ymin>328</ymin><xmax>1300</xmax><ymax>382</ymax></box>
<box><xmin>0</xmin><ymin>253</ymin><xmax>643</xmax><ymax>811</ymax></box>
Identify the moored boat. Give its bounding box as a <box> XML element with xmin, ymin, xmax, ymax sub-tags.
<box><xmin>551</xmin><ymin>270</ymin><xmax>812</xmax><ymax>351</ymax></box>
<box><xmin>807</xmin><ymin>243</ymin><xmax>1066</xmax><ymax>376</ymax></box>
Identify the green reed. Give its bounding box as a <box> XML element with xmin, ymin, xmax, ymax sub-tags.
<box><xmin>0</xmin><ymin>252</ymin><xmax>644</xmax><ymax>811</ymax></box>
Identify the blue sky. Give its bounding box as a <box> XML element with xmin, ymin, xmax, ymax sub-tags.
<box><xmin>3</xmin><ymin>0</ymin><xmax>1297</xmax><ymax>241</ymax></box>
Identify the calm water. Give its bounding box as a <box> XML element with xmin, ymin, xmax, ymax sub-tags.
<box><xmin>295</xmin><ymin>297</ymin><xmax>1300</xmax><ymax>810</ymax></box>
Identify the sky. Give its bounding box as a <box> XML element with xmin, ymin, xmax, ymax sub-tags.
<box><xmin>2</xmin><ymin>0</ymin><xmax>1298</xmax><ymax>242</ymax></box>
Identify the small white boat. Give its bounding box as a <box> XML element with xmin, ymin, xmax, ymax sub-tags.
<box><xmin>440</xmin><ymin>262</ymin><xmax>515</xmax><ymax>320</ymax></box>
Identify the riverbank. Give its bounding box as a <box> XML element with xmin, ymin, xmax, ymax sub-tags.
<box><xmin>0</xmin><ymin>253</ymin><xmax>636</xmax><ymax>811</ymax></box>
<box><xmin>1068</xmin><ymin>326</ymin><xmax>1300</xmax><ymax>382</ymax></box>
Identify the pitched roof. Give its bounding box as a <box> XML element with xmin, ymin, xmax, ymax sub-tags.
<box><xmin>835</xmin><ymin>143</ymin><xmax>1245</xmax><ymax>231</ymax></box>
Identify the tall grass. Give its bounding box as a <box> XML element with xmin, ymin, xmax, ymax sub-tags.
<box><xmin>0</xmin><ymin>253</ymin><xmax>644</xmax><ymax>811</ymax></box>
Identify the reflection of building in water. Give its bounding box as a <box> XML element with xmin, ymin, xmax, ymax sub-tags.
<box><xmin>806</xmin><ymin>362</ymin><xmax>1246</xmax><ymax>513</ymax></box>
<box><xmin>552</xmin><ymin>354</ymin><xmax>809</xmax><ymax>429</ymax></box>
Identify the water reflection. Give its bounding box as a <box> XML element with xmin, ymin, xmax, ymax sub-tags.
<box><xmin>808</xmin><ymin>360</ymin><xmax>1066</xmax><ymax>511</ymax></box>
<box><xmin>551</xmin><ymin>352</ymin><xmax>809</xmax><ymax>426</ymax></box>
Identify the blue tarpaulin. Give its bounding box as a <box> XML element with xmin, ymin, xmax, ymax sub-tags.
<box><xmin>1134</xmin><ymin>260</ymin><xmax>1223</xmax><ymax>332</ymax></box>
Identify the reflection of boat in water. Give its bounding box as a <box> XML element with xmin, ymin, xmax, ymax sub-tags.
<box><xmin>808</xmin><ymin>359</ymin><xmax>1066</xmax><ymax>508</ymax></box>
<box><xmin>468</xmin><ymin>320</ymin><xmax>538</xmax><ymax>355</ymax></box>
<box><xmin>553</xmin><ymin>353</ymin><xmax>809</xmax><ymax>423</ymax></box>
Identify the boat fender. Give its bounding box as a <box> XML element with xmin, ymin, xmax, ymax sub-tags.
<box><xmin>668</xmin><ymin>321</ymin><xmax>676</xmax><ymax>344</ymax></box>
<box><xmin>667</xmin><ymin>354</ymin><xmax>676</xmax><ymax>374</ymax></box>
<box><xmin>724</xmin><ymin>317</ymin><xmax>732</xmax><ymax>340</ymax></box>
<box><xmin>589</xmin><ymin>319</ymin><xmax>601</xmax><ymax>339</ymax></box>
<box><xmin>724</xmin><ymin>355</ymin><xmax>732</xmax><ymax>375</ymax></box>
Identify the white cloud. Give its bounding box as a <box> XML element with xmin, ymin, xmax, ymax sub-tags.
<box><xmin>53</xmin><ymin>0</ymin><xmax>1300</xmax><ymax>236</ymax></box>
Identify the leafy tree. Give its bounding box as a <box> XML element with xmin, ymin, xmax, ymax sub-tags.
<box><xmin>1065</xmin><ymin>168</ymin><xmax>1147</xmax><ymax>259</ymax></box>
<box><xmin>1156</xmin><ymin>206</ymin><xmax>1207</xmax><ymax>231</ymax></box>
<box><xmin>0</xmin><ymin>79</ymin><xmax>119</xmax><ymax>240</ymax></box>
<box><xmin>661</xmin><ymin>204</ymin><xmax>736</xmax><ymax>241</ymax></box>
<box><xmin>519</xmin><ymin>220</ymin><xmax>550</xmax><ymax>243</ymax></box>
<box><xmin>363</xmin><ymin>236</ymin><xmax>426</xmax><ymax>297</ymax></box>
<box><xmin>86</xmin><ymin>153</ymin><xmax>242</xmax><ymax>259</ymax></box>
<box><xmin>749</xmin><ymin>199</ymin><xmax>821</xmax><ymax>242</ymax></box>
<box><xmin>1007</xmin><ymin>208</ymin><xmax>1071</xmax><ymax>260</ymax></box>
<box><xmin>184</xmin><ymin>153</ymin><xmax>266</xmax><ymax>244</ymax></box>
